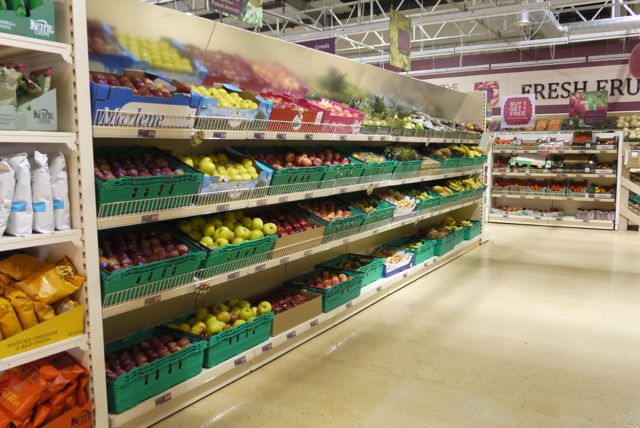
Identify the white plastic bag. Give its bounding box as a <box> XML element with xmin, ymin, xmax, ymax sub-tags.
<box><xmin>0</xmin><ymin>159</ymin><xmax>15</xmax><ymax>237</ymax></box>
<box><xmin>49</xmin><ymin>151</ymin><xmax>70</xmax><ymax>231</ymax></box>
<box><xmin>6</xmin><ymin>153</ymin><xmax>32</xmax><ymax>236</ymax></box>
<box><xmin>31</xmin><ymin>151</ymin><xmax>54</xmax><ymax>234</ymax></box>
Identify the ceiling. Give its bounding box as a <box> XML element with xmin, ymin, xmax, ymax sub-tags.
<box><xmin>142</xmin><ymin>0</ymin><xmax>640</xmax><ymax>64</ymax></box>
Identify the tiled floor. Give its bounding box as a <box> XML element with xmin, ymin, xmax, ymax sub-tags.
<box><xmin>153</xmin><ymin>225</ymin><xmax>640</xmax><ymax>428</ymax></box>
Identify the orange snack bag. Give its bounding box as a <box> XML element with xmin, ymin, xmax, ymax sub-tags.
<box><xmin>0</xmin><ymin>409</ymin><xmax>10</xmax><ymax>428</ymax></box>
<box><xmin>31</xmin><ymin>403</ymin><xmax>50</xmax><ymax>427</ymax></box>
<box><xmin>0</xmin><ymin>272</ymin><xmax>10</xmax><ymax>294</ymax></box>
<box><xmin>51</xmin><ymin>354</ymin><xmax>86</xmax><ymax>383</ymax></box>
<box><xmin>33</xmin><ymin>302</ymin><xmax>55</xmax><ymax>323</ymax></box>
<box><xmin>44</xmin><ymin>393</ymin><xmax>65</xmax><ymax>423</ymax></box>
<box><xmin>0</xmin><ymin>254</ymin><xmax>46</xmax><ymax>281</ymax></box>
<box><xmin>76</xmin><ymin>375</ymin><xmax>89</xmax><ymax>406</ymax></box>
<box><xmin>0</xmin><ymin>297</ymin><xmax>23</xmax><ymax>338</ymax></box>
<box><xmin>4</xmin><ymin>284</ymin><xmax>39</xmax><ymax>329</ymax></box>
<box><xmin>0</xmin><ymin>370</ymin><xmax>46</xmax><ymax>425</ymax></box>
<box><xmin>15</xmin><ymin>257</ymin><xmax>85</xmax><ymax>304</ymax></box>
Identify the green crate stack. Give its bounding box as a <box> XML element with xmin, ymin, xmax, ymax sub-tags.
<box><xmin>392</xmin><ymin>159</ymin><xmax>422</xmax><ymax>176</ymax></box>
<box><xmin>317</xmin><ymin>254</ymin><xmax>384</xmax><ymax>287</ymax></box>
<box><xmin>464</xmin><ymin>221</ymin><xmax>482</xmax><ymax>240</ymax></box>
<box><xmin>433</xmin><ymin>232</ymin><xmax>458</xmax><ymax>256</ymax></box>
<box><xmin>297</xmin><ymin>199</ymin><xmax>366</xmax><ymax>235</ymax></box>
<box><xmin>100</xmin><ymin>226</ymin><xmax>206</xmax><ymax>304</ymax></box>
<box><xmin>342</xmin><ymin>196</ymin><xmax>396</xmax><ymax>226</ymax></box>
<box><xmin>167</xmin><ymin>312</ymin><xmax>274</xmax><ymax>368</ymax></box>
<box><xmin>95</xmin><ymin>147</ymin><xmax>204</xmax><ymax>216</ymax></box>
<box><xmin>105</xmin><ymin>327</ymin><xmax>206</xmax><ymax>413</ymax></box>
<box><xmin>285</xmin><ymin>268</ymin><xmax>363</xmax><ymax>312</ymax></box>
<box><xmin>386</xmin><ymin>237</ymin><xmax>437</xmax><ymax>265</ymax></box>
<box><xmin>336</xmin><ymin>146</ymin><xmax>396</xmax><ymax>178</ymax></box>
<box><xmin>319</xmin><ymin>158</ymin><xmax>366</xmax><ymax>188</ymax></box>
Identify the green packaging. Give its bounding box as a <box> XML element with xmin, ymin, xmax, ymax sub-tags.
<box><xmin>0</xmin><ymin>1</ymin><xmax>7</xmax><ymax>11</ymax></box>
<box><xmin>7</xmin><ymin>0</ymin><xmax>26</xmax><ymax>16</ymax></box>
<box><xmin>27</xmin><ymin>0</ymin><xmax>47</xmax><ymax>10</ymax></box>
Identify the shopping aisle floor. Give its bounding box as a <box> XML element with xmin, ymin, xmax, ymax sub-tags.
<box><xmin>153</xmin><ymin>225</ymin><xmax>640</xmax><ymax>428</ymax></box>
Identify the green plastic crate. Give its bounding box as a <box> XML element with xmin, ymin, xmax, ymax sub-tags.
<box><xmin>386</xmin><ymin>237</ymin><xmax>437</xmax><ymax>265</ymax></box>
<box><xmin>320</xmin><ymin>158</ymin><xmax>365</xmax><ymax>188</ymax></box>
<box><xmin>392</xmin><ymin>159</ymin><xmax>422</xmax><ymax>176</ymax></box>
<box><xmin>464</xmin><ymin>221</ymin><xmax>482</xmax><ymax>240</ymax></box>
<box><xmin>433</xmin><ymin>232</ymin><xmax>458</xmax><ymax>256</ymax></box>
<box><xmin>100</xmin><ymin>226</ymin><xmax>206</xmax><ymax>304</ymax></box>
<box><xmin>451</xmin><ymin>229</ymin><xmax>465</xmax><ymax>246</ymax></box>
<box><xmin>429</xmin><ymin>156</ymin><xmax>460</xmax><ymax>169</ymax></box>
<box><xmin>298</xmin><ymin>199</ymin><xmax>365</xmax><ymax>235</ymax></box>
<box><xmin>95</xmin><ymin>147</ymin><xmax>204</xmax><ymax>216</ymax></box>
<box><xmin>317</xmin><ymin>254</ymin><xmax>384</xmax><ymax>287</ymax></box>
<box><xmin>413</xmin><ymin>191</ymin><xmax>441</xmax><ymax>210</ymax></box>
<box><xmin>285</xmin><ymin>268</ymin><xmax>363</xmax><ymax>312</ymax></box>
<box><xmin>344</xmin><ymin>197</ymin><xmax>396</xmax><ymax>226</ymax></box>
<box><xmin>336</xmin><ymin>147</ymin><xmax>396</xmax><ymax>177</ymax></box>
<box><xmin>106</xmin><ymin>327</ymin><xmax>206</xmax><ymax>413</ymax></box>
<box><xmin>168</xmin><ymin>312</ymin><xmax>274</xmax><ymax>368</ymax></box>
<box><xmin>193</xmin><ymin>234</ymin><xmax>278</xmax><ymax>275</ymax></box>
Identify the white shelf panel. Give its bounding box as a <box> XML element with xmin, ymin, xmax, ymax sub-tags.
<box><xmin>0</xmin><ymin>229</ymin><xmax>81</xmax><ymax>252</ymax></box>
<box><xmin>0</xmin><ymin>334</ymin><xmax>88</xmax><ymax>371</ymax></box>
<box><xmin>492</xmin><ymin>171</ymin><xmax>616</xmax><ymax>179</ymax></box>
<box><xmin>97</xmin><ymin>168</ymin><xmax>484</xmax><ymax>230</ymax></box>
<box><xmin>0</xmin><ymin>131</ymin><xmax>76</xmax><ymax>149</ymax></box>
<box><xmin>620</xmin><ymin>206</ymin><xmax>640</xmax><ymax>226</ymax></box>
<box><xmin>489</xmin><ymin>214</ymin><xmax>614</xmax><ymax>230</ymax></box>
<box><xmin>107</xmin><ymin>237</ymin><xmax>482</xmax><ymax>428</ymax></box>
<box><xmin>92</xmin><ymin>124</ymin><xmax>480</xmax><ymax>144</ymax></box>
<box><xmin>621</xmin><ymin>177</ymin><xmax>640</xmax><ymax>196</ymax></box>
<box><xmin>0</xmin><ymin>33</ymin><xmax>72</xmax><ymax>62</ymax></box>
<box><xmin>492</xmin><ymin>193</ymin><xmax>615</xmax><ymax>203</ymax></box>
<box><xmin>102</xmin><ymin>197</ymin><xmax>483</xmax><ymax>317</ymax></box>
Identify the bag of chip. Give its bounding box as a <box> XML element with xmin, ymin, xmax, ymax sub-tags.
<box><xmin>76</xmin><ymin>375</ymin><xmax>89</xmax><ymax>406</ymax></box>
<box><xmin>5</xmin><ymin>153</ymin><xmax>33</xmax><ymax>237</ymax></box>
<box><xmin>53</xmin><ymin>297</ymin><xmax>80</xmax><ymax>315</ymax></box>
<box><xmin>49</xmin><ymin>152</ymin><xmax>70</xmax><ymax>231</ymax></box>
<box><xmin>15</xmin><ymin>257</ymin><xmax>84</xmax><ymax>304</ymax></box>
<box><xmin>51</xmin><ymin>353</ymin><xmax>86</xmax><ymax>383</ymax></box>
<box><xmin>0</xmin><ymin>158</ymin><xmax>15</xmax><ymax>237</ymax></box>
<box><xmin>0</xmin><ymin>297</ymin><xmax>23</xmax><ymax>338</ymax></box>
<box><xmin>0</xmin><ymin>368</ymin><xmax>45</xmax><ymax>425</ymax></box>
<box><xmin>31</xmin><ymin>151</ymin><xmax>54</xmax><ymax>234</ymax></box>
<box><xmin>0</xmin><ymin>254</ymin><xmax>45</xmax><ymax>281</ymax></box>
<box><xmin>33</xmin><ymin>302</ymin><xmax>55</xmax><ymax>322</ymax></box>
<box><xmin>4</xmin><ymin>284</ymin><xmax>38</xmax><ymax>330</ymax></box>
<box><xmin>0</xmin><ymin>66</ymin><xmax>22</xmax><ymax>107</ymax></box>
<box><xmin>0</xmin><ymin>410</ymin><xmax>9</xmax><ymax>428</ymax></box>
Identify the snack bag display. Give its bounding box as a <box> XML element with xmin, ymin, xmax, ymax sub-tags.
<box><xmin>0</xmin><ymin>159</ymin><xmax>15</xmax><ymax>237</ymax></box>
<box><xmin>49</xmin><ymin>152</ymin><xmax>70</xmax><ymax>231</ymax></box>
<box><xmin>4</xmin><ymin>284</ymin><xmax>38</xmax><ymax>329</ymax></box>
<box><xmin>33</xmin><ymin>302</ymin><xmax>55</xmax><ymax>322</ymax></box>
<box><xmin>0</xmin><ymin>297</ymin><xmax>22</xmax><ymax>338</ymax></box>
<box><xmin>31</xmin><ymin>151</ymin><xmax>54</xmax><ymax>234</ymax></box>
<box><xmin>0</xmin><ymin>254</ymin><xmax>46</xmax><ymax>281</ymax></box>
<box><xmin>15</xmin><ymin>257</ymin><xmax>84</xmax><ymax>304</ymax></box>
<box><xmin>5</xmin><ymin>153</ymin><xmax>32</xmax><ymax>237</ymax></box>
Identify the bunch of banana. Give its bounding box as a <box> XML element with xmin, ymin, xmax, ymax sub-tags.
<box><xmin>447</xmin><ymin>179</ymin><xmax>465</xmax><ymax>192</ymax></box>
<box><xmin>406</xmin><ymin>188</ymin><xmax>432</xmax><ymax>200</ymax></box>
<box><xmin>432</xmin><ymin>185</ymin><xmax>454</xmax><ymax>197</ymax></box>
<box><xmin>459</xmin><ymin>220</ymin><xmax>472</xmax><ymax>227</ymax></box>
<box><xmin>448</xmin><ymin>144</ymin><xmax>484</xmax><ymax>158</ymax></box>
<box><xmin>442</xmin><ymin>216</ymin><xmax>461</xmax><ymax>232</ymax></box>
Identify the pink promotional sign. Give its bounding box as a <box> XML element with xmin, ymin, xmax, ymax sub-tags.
<box><xmin>500</xmin><ymin>94</ymin><xmax>535</xmax><ymax>128</ymax></box>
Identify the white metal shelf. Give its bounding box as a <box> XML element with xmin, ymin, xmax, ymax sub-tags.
<box><xmin>0</xmin><ymin>229</ymin><xmax>82</xmax><ymax>252</ymax></box>
<box><xmin>620</xmin><ymin>206</ymin><xmax>640</xmax><ymax>226</ymax></box>
<box><xmin>493</xmin><ymin>147</ymin><xmax>618</xmax><ymax>155</ymax></box>
<box><xmin>0</xmin><ymin>33</ymin><xmax>73</xmax><ymax>63</ymax></box>
<box><xmin>492</xmin><ymin>171</ymin><xmax>616</xmax><ymax>179</ymax></box>
<box><xmin>0</xmin><ymin>334</ymin><xmax>88</xmax><ymax>371</ymax></box>
<box><xmin>102</xmin><ymin>196</ymin><xmax>483</xmax><ymax>317</ymax></box>
<box><xmin>491</xmin><ymin>193</ymin><xmax>615</xmax><ymax>203</ymax></box>
<box><xmin>107</xmin><ymin>236</ymin><xmax>482</xmax><ymax>428</ymax></box>
<box><xmin>0</xmin><ymin>131</ymin><xmax>76</xmax><ymax>150</ymax></box>
<box><xmin>97</xmin><ymin>167</ymin><xmax>484</xmax><ymax>229</ymax></box>
<box><xmin>621</xmin><ymin>177</ymin><xmax>640</xmax><ymax>196</ymax></box>
<box><xmin>488</xmin><ymin>213</ymin><xmax>614</xmax><ymax>229</ymax></box>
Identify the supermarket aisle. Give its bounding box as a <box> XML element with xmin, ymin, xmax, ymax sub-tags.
<box><xmin>153</xmin><ymin>225</ymin><xmax>640</xmax><ymax>428</ymax></box>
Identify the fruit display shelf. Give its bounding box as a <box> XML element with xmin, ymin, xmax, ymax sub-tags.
<box><xmin>0</xmin><ymin>334</ymin><xmax>89</xmax><ymax>371</ymax></box>
<box><xmin>492</xmin><ymin>193</ymin><xmax>616</xmax><ymax>203</ymax></box>
<box><xmin>0</xmin><ymin>32</ymin><xmax>73</xmax><ymax>63</ymax></box>
<box><xmin>101</xmin><ymin>196</ymin><xmax>484</xmax><ymax>318</ymax></box>
<box><xmin>0</xmin><ymin>229</ymin><xmax>82</xmax><ymax>252</ymax></box>
<box><xmin>493</xmin><ymin>147</ymin><xmax>618</xmax><ymax>155</ymax></box>
<box><xmin>92</xmin><ymin>114</ymin><xmax>481</xmax><ymax>145</ymax></box>
<box><xmin>492</xmin><ymin>171</ymin><xmax>617</xmax><ymax>179</ymax></box>
<box><xmin>97</xmin><ymin>167</ymin><xmax>484</xmax><ymax>229</ymax></box>
<box><xmin>0</xmin><ymin>130</ymin><xmax>77</xmax><ymax>149</ymax></box>
<box><xmin>488</xmin><ymin>213</ymin><xmax>614</xmax><ymax>230</ymax></box>
<box><xmin>106</xmin><ymin>235</ymin><xmax>482</xmax><ymax>428</ymax></box>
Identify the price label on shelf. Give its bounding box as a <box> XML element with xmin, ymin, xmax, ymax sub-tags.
<box><xmin>190</xmin><ymin>130</ymin><xmax>205</xmax><ymax>147</ymax></box>
<box><xmin>280</xmin><ymin>257</ymin><xmax>289</xmax><ymax>265</ymax></box>
<box><xmin>138</xmin><ymin>129</ymin><xmax>156</xmax><ymax>138</ymax></box>
<box><xmin>304</xmin><ymin>250</ymin><xmax>313</xmax><ymax>257</ymax></box>
<box><xmin>340</xmin><ymin>135</ymin><xmax>348</xmax><ymax>141</ymax></box>
<box><xmin>216</xmin><ymin>204</ymin><xmax>230</xmax><ymax>212</ymax></box>
<box><xmin>276</xmin><ymin>133</ymin><xmax>287</xmax><ymax>140</ymax></box>
<box><xmin>376</xmin><ymin>286</ymin><xmax>383</xmax><ymax>293</ymax></box>
<box><xmin>279</xmin><ymin>196</ymin><xmax>289</xmax><ymax>203</ymax></box>
<box><xmin>227</xmin><ymin>271</ymin><xmax>240</xmax><ymax>280</ymax></box>
<box><xmin>287</xmin><ymin>331</ymin><xmax>297</xmax><ymax>340</ymax></box>
<box><xmin>367</xmin><ymin>135</ymin><xmax>375</xmax><ymax>141</ymax></box>
<box><xmin>144</xmin><ymin>295</ymin><xmax>161</xmax><ymax>306</ymax></box>
<box><xmin>305</xmin><ymin>193</ymin><xmax>313</xmax><ymax>199</ymax></box>
<box><xmin>262</xmin><ymin>343</ymin><xmax>273</xmax><ymax>353</ymax></box>
<box><xmin>304</xmin><ymin>134</ymin><xmax>313</xmax><ymax>141</ymax></box>
<box><xmin>213</xmin><ymin>132</ymin><xmax>227</xmax><ymax>139</ymax></box>
<box><xmin>256</xmin><ymin>199</ymin><xmax>267</xmax><ymax>206</ymax></box>
<box><xmin>155</xmin><ymin>393</ymin><xmax>171</xmax><ymax>406</ymax></box>
<box><xmin>141</xmin><ymin>214</ymin><xmax>159</xmax><ymax>224</ymax></box>
<box><xmin>310</xmin><ymin>319</ymin><xmax>319</xmax><ymax>327</ymax></box>
<box><xmin>346</xmin><ymin>301</ymin><xmax>353</xmax><ymax>308</ymax></box>
<box><xmin>255</xmin><ymin>264</ymin><xmax>266</xmax><ymax>272</ymax></box>
<box><xmin>253</xmin><ymin>132</ymin><xmax>265</xmax><ymax>139</ymax></box>
<box><xmin>234</xmin><ymin>355</ymin><xmax>247</xmax><ymax>367</ymax></box>
<box><xmin>340</xmin><ymin>187</ymin><xmax>348</xmax><ymax>193</ymax></box>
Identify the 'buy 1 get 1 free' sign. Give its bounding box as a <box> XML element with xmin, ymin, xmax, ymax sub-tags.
<box><xmin>500</xmin><ymin>94</ymin><xmax>535</xmax><ymax>129</ymax></box>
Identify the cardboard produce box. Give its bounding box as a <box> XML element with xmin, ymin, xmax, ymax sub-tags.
<box><xmin>271</xmin><ymin>291</ymin><xmax>322</xmax><ymax>336</ymax></box>
<box><xmin>269</xmin><ymin>221</ymin><xmax>325</xmax><ymax>259</ymax></box>
<box><xmin>0</xmin><ymin>89</ymin><xmax>57</xmax><ymax>131</ymax></box>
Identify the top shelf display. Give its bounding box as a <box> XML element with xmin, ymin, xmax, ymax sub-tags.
<box><xmin>493</xmin><ymin>131</ymin><xmax>619</xmax><ymax>153</ymax></box>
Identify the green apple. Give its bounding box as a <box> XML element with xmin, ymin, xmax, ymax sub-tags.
<box><xmin>204</xmin><ymin>314</ymin><xmax>217</xmax><ymax>323</ymax></box>
<box><xmin>241</xmin><ymin>217</ymin><xmax>252</xmax><ymax>228</ymax></box>
<box><xmin>212</xmin><ymin>218</ymin><xmax>223</xmax><ymax>229</ymax></box>
<box><xmin>234</xmin><ymin>226</ymin><xmax>250</xmax><ymax>240</ymax></box>
<box><xmin>190</xmin><ymin>216</ymin><xmax>206</xmax><ymax>230</ymax></box>
<box><xmin>213</xmin><ymin>303</ymin><xmax>229</xmax><ymax>313</ymax></box>
<box><xmin>200</xmin><ymin>236</ymin><xmax>214</xmax><ymax>248</ymax></box>
<box><xmin>238</xmin><ymin>300</ymin><xmax>251</xmax><ymax>308</ymax></box>
<box><xmin>257</xmin><ymin>301</ymin><xmax>272</xmax><ymax>315</ymax></box>
<box><xmin>187</xmin><ymin>230</ymin><xmax>202</xmax><ymax>241</ymax></box>
<box><xmin>194</xmin><ymin>307</ymin><xmax>209</xmax><ymax>321</ymax></box>
<box><xmin>232</xmin><ymin>237</ymin><xmax>245</xmax><ymax>244</ymax></box>
<box><xmin>223</xmin><ymin>211</ymin><xmax>236</xmax><ymax>223</ymax></box>
<box><xmin>216</xmin><ymin>311</ymin><xmax>231</xmax><ymax>323</ymax></box>
<box><xmin>177</xmin><ymin>220</ymin><xmax>192</xmax><ymax>233</ymax></box>
<box><xmin>251</xmin><ymin>307</ymin><xmax>258</xmax><ymax>317</ymax></box>
<box><xmin>214</xmin><ymin>226</ymin><xmax>233</xmax><ymax>241</ymax></box>
<box><xmin>227</xmin><ymin>299</ymin><xmax>239</xmax><ymax>308</ymax></box>
<box><xmin>223</xmin><ymin>221</ymin><xmax>235</xmax><ymax>231</ymax></box>
<box><xmin>181</xmin><ymin>156</ymin><xmax>194</xmax><ymax>167</ymax></box>
<box><xmin>167</xmin><ymin>323</ymin><xmax>179</xmax><ymax>329</ymax></box>
<box><xmin>233</xmin><ymin>319</ymin><xmax>246</xmax><ymax>327</ymax></box>
<box><xmin>191</xmin><ymin>324</ymin><xmax>206</xmax><ymax>335</ymax></box>
<box><xmin>251</xmin><ymin>218</ymin><xmax>264</xmax><ymax>231</ymax></box>
<box><xmin>263</xmin><ymin>223</ymin><xmax>277</xmax><ymax>236</ymax></box>
<box><xmin>188</xmin><ymin>317</ymin><xmax>198</xmax><ymax>326</ymax></box>
<box><xmin>203</xmin><ymin>224</ymin><xmax>216</xmax><ymax>237</ymax></box>
<box><xmin>215</xmin><ymin>238</ymin><xmax>229</xmax><ymax>247</ymax></box>
<box><xmin>206</xmin><ymin>321</ymin><xmax>223</xmax><ymax>336</ymax></box>
<box><xmin>249</xmin><ymin>229</ymin><xmax>264</xmax><ymax>240</ymax></box>
<box><xmin>177</xmin><ymin>323</ymin><xmax>191</xmax><ymax>332</ymax></box>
